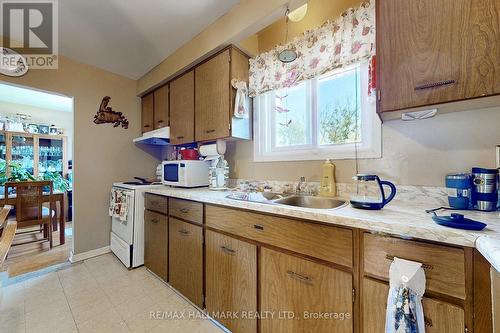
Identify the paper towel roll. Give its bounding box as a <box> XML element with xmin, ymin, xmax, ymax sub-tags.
<box><xmin>200</xmin><ymin>140</ymin><xmax>226</xmax><ymax>156</ymax></box>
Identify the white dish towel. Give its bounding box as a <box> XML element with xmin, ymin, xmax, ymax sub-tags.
<box><xmin>231</xmin><ymin>79</ymin><xmax>249</xmax><ymax>118</ymax></box>
<box><xmin>385</xmin><ymin>257</ymin><xmax>426</xmax><ymax>333</ymax></box>
<box><xmin>109</xmin><ymin>189</ymin><xmax>129</xmax><ymax>222</ymax></box>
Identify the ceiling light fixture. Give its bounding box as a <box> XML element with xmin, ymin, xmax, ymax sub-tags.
<box><xmin>287</xmin><ymin>3</ymin><xmax>308</xmax><ymax>22</ymax></box>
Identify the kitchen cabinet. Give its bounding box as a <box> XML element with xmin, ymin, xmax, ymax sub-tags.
<box><xmin>141</xmin><ymin>92</ymin><xmax>154</xmax><ymax>133</ymax></box>
<box><xmin>205</xmin><ymin>230</ymin><xmax>257</xmax><ymax>333</ymax></box>
<box><xmin>140</xmin><ymin>85</ymin><xmax>169</xmax><ymax>133</ymax></box>
<box><xmin>169</xmin><ymin>70</ymin><xmax>195</xmax><ymax>145</ymax></box>
<box><xmin>168</xmin><ymin>217</ymin><xmax>203</xmax><ymax>307</ymax></box>
<box><xmin>362</xmin><ymin>278</ymin><xmax>465</xmax><ymax>333</ymax></box>
<box><xmin>377</xmin><ymin>0</ymin><xmax>500</xmax><ymax>113</ymax></box>
<box><xmin>195</xmin><ymin>47</ymin><xmax>251</xmax><ymax>142</ymax></box>
<box><xmin>153</xmin><ymin>85</ymin><xmax>169</xmax><ymax>130</ymax></box>
<box><xmin>144</xmin><ymin>209</ymin><xmax>168</xmax><ymax>281</ymax></box>
<box><xmin>260</xmin><ymin>247</ymin><xmax>353</xmax><ymax>333</ymax></box>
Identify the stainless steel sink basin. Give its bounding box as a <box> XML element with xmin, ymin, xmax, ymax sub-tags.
<box><xmin>274</xmin><ymin>195</ymin><xmax>347</xmax><ymax>209</ymax></box>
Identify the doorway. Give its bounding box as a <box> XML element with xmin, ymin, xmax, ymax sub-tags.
<box><xmin>0</xmin><ymin>81</ymin><xmax>74</xmax><ymax>279</ymax></box>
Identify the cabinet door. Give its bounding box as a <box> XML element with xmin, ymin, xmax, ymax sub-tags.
<box><xmin>141</xmin><ymin>93</ymin><xmax>154</xmax><ymax>133</ymax></box>
<box><xmin>144</xmin><ymin>209</ymin><xmax>168</xmax><ymax>281</ymax></box>
<box><xmin>170</xmin><ymin>70</ymin><xmax>195</xmax><ymax>145</ymax></box>
<box><xmin>168</xmin><ymin>218</ymin><xmax>203</xmax><ymax>307</ymax></box>
<box><xmin>362</xmin><ymin>278</ymin><xmax>465</xmax><ymax>333</ymax></box>
<box><xmin>195</xmin><ymin>49</ymin><xmax>230</xmax><ymax>141</ymax></box>
<box><xmin>260</xmin><ymin>248</ymin><xmax>353</xmax><ymax>333</ymax></box>
<box><xmin>206</xmin><ymin>230</ymin><xmax>257</xmax><ymax>333</ymax></box>
<box><xmin>153</xmin><ymin>85</ymin><xmax>169</xmax><ymax>129</ymax></box>
<box><xmin>378</xmin><ymin>0</ymin><xmax>467</xmax><ymax>111</ymax></box>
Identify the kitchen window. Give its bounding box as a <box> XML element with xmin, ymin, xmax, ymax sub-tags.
<box><xmin>253</xmin><ymin>62</ymin><xmax>381</xmax><ymax>162</ymax></box>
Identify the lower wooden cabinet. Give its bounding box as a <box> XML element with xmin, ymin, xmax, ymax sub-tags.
<box><xmin>362</xmin><ymin>278</ymin><xmax>465</xmax><ymax>333</ymax></box>
<box><xmin>144</xmin><ymin>209</ymin><xmax>168</xmax><ymax>281</ymax></box>
<box><xmin>260</xmin><ymin>248</ymin><xmax>353</xmax><ymax>333</ymax></box>
<box><xmin>205</xmin><ymin>230</ymin><xmax>258</xmax><ymax>333</ymax></box>
<box><xmin>168</xmin><ymin>218</ymin><xmax>203</xmax><ymax>308</ymax></box>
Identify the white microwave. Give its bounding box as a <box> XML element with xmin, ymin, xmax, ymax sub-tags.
<box><xmin>162</xmin><ymin>160</ymin><xmax>209</xmax><ymax>187</ymax></box>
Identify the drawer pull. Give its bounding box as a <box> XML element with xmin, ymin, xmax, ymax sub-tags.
<box><xmin>220</xmin><ymin>246</ymin><xmax>236</xmax><ymax>255</ymax></box>
<box><xmin>180</xmin><ymin>208</ymin><xmax>190</xmax><ymax>213</ymax></box>
<box><xmin>205</xmin><ymin>129</ymin><xmax>216</xmax><ymax>134</ymax></box>
<box><xmin>144</xmin><ymin>124</ymin><xmax>150</xmax><ymax>128</ymax></box>
<box><xmin>176</xmin><ymin>136</ymin><xmax>184</xmax><ymax>139</ymax></box>
<box><xmin>385</xmin><ymin>255</ymin><xmax>433</xmax><ymax>270</ymax></box>
<box><xmin>178</xmin><ymin>229</ymin><xmax>189</xmax><ymax>236</ymax></box>
<box><xmin>254</xmin><ymin>224</ymin><xmax>264</xmax><ymax>231</ymax></box>
<box><xmin>287</xmin><ymin>270</ymin><xmax>313</xmax><ymax>284</ymax></box>
<box><xmin>424</xmin><ymin>317</ymin><xmax>433</xmax><ymax>327</ymax></box>
<box><xmin>158</xmin><ymin>120</ymin><xmax>164</xmax><ymax>123</ymax></box>
<box><xmin>415</xmin><ymin>79</ymin><xmax>456</xmax><ymax>91</ymax></box>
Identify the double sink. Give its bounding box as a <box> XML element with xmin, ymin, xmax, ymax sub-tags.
<box><xmin>226</xmin><ymin>191</ymin><xmax>347</xmax><ymax>210</ymax></box>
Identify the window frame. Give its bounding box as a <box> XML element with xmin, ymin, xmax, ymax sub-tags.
<box><xmin>253</xmin><ymin>62</ymin><xmax>381</xmax><ymax>162</ymax></box>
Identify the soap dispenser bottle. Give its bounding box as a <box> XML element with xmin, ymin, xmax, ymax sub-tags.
<box><xmin>319</xmin><ymin>159</ymin><xmax>337</xmax><ymax>197</ymax></box>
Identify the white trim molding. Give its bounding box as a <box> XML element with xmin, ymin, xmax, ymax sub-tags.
<box><xmin>69</xmin><ymin>246</ymin><xmax>110</xmax><ymax>263</ymax></box>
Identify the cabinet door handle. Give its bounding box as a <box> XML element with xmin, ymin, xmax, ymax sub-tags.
<box><xmin>424</xmin><ymin>317</ymin><xmax>433</xmax><ymax>327</ymax></box>
<box><xmin>254</xmin><ymin>224</ymin><xmax>264</xmax><ymax>231</ymax></box>
<box><xmin>178</xmin><ymin>229</ymin><xmax>189</xmax><ymax>236</ymax></box>
<box><xmin>144</xmin><ymin>124</ymin><xmax>150</xmax><ymax>128</ymax></box>
<box><xmin>385</xmin><ymin>255</ymin><xmax>433</xmax><ymax>270</ymax></box>
<box><xmin>414</xmin><ymin>79</ymin><xmax>456</xmax><ymax>91</ymax></box>
<box><xmin>205</xmin><ymin>129</ymin><xmax>216</xmax><ymax>134</ymax></box>
<box><xmin>180</xmin><ymin>208</ymin><xmax>189</xmax><ymax>213</ymax></box>
<box><xmin>286</xmin><ymin>270</ymin><xmax>313</xmax><ymax>284</ymax></box>
<box><xmin>220</xmin><ymin>246</ymin><xmax>236</xmax><ymax>255</ymax></box>
<box><xmin>151</xmin><ymin>218</ymin><xmax>159</xmax><ymax>224</ymax></box>
<box><xmin>176</xmin><ymin>136</ymin><xmax>184</xmax><ymax>139</ymax></box>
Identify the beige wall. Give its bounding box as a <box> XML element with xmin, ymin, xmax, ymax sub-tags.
<box><xmin>226</xmin><ymin>106</ymin><xmax>500</xmax><ymax>186</ymax></box>
<box><xmin>137</xmin><ymin>0</ymin><xmax>308</xmax><ymax>95</ymax></box>
<box><xmin>0</xmin><ymin>56</ymin><xmax>158</xmax><ymax>254</ymax></box>
<box><xmin>256</xmin><ymin>0</ymin><xmax>363</xmax><ymax>53</ymax></box>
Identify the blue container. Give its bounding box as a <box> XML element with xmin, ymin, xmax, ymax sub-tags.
<box><xmin>446</xmin><ymin>173</ymin><xmax>472</xmax><ymax>209</ymax></box>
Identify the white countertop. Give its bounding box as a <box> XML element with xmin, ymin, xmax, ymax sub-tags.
<box><xmin>145</xmin><ymin>186</ymin><xmax>500</xmax><ymax>272</ymax></box>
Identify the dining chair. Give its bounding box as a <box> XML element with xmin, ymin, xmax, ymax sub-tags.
<box><xmin>5</xmin><ymin>181</ymin><xmax>54</xmax><ymax>248</ymax></box>
<box><xmin>0</xmin><ymin>205</ymin><xmax>15</xmax><ymax>267</ymax></box>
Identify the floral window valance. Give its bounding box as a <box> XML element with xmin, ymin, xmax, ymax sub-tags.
<box><xmin>249</xmin><ymin>0</ymin><xmax>375</xmax><ymax>97</ymax></box>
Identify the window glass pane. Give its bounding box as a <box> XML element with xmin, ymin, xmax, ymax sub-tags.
<box><xmin>273</xmin><ymin>82</ymin><xmax>308</xmax><ymax>147</ymax></box>
<box><xmin>318</xmin><ymin>67</ymin><xmax>361</xmax><ymax>145</ymax></box>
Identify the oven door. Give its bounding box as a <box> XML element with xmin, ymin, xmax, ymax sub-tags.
<box><xmin>110</xmin><ymin>188</ymin><xmax>135</xmax><ymax>245</ymax></box>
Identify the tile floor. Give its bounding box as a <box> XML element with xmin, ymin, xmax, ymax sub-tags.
<box><xmin>0</xmin><ymin>253</ymin><xmax>226</xmax><ymax>333</ymax></box>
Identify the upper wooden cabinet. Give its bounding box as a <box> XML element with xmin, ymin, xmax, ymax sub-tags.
<box><xmin>140</xmin><ymin>85</ymin><xmax>169</xmax><ymax>133</ymax></box>
<box><xmin>378</xmin><ymin>0</ymin><xmax>500</xmax><ymax>113</ymax></box>
<box><xmin>170</xmin><ymin>70</ymin><xmax>195</xmax><ymax>145</ymax></box>
<box><xmin>141</xmin><ymin>92</ymin><xmax>154</xmax><ymax>133</ymax></box>
<box><xmin>195</xmin><ymin>46</ymin><xmax>251</xmax><ymax>142</ymax></box>
<box><xmin>153</xmin><ymin>85</ymin><xmax>169</xmax><ymax>129</ymax></box>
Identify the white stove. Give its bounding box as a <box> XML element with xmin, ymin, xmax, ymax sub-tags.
<box><xmin>110</xmin><ymin>182</ymin><xmax>164</xmax><ymax>268</ymax></box>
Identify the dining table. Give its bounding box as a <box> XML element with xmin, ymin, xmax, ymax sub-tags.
<box><xmin>0</xmin><ymin>191</ymin><xmax>66</xmax><ymax>245</ymax></box>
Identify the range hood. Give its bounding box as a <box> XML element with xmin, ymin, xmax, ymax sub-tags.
<box><xmin>133</xmin><ymin>127</ymin><xmax>170</xmax><ymax>145</ymax></box>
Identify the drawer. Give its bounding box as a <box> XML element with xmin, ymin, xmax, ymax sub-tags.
<box><xmin>169</xmin><ymin>198</ymin><xmax>203</xmax><ymax>224</ymax></box>
<box><xmin>206</xmin><ymin>205</ymin><xmax>353</xmax><ymax>267</ymax></box>
<box><xmin>363</xmin><ymin>233</ymin><xmax>466</xmax><ymax>299</ymax></box>
<box><xmin>145</xmin><ymin>193</ymin><xmax>168</xmax><ymax>215</ymax></box>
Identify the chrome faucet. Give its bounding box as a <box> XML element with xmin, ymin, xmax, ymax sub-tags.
<box><xmin>296</xmin><ymin>176</ymin><xmax>306</xmax><ymax>194</ymax></box>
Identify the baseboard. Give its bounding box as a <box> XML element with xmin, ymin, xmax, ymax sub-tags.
<box><xmin>69</xmin><ymin>246</ymin><xmax>110</xmax><ymax>263</ymax></box>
